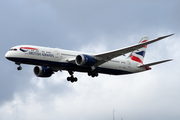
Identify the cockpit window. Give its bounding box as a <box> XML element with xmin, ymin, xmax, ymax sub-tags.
<box><xmin>9</xmin><ymin>48</ymin><xmax>17</xmax><ymax>51</ymax></box>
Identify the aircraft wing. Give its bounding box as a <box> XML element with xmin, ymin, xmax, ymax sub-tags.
<box><xmin>93</xmin><ymin>34</ymin><xmax>174</xmax><ymax>67</ymax></box>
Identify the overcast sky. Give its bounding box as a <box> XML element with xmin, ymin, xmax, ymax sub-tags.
<box><xmin>1</xmin><ymin>0</ymin><xmax>180</xmax><ymax>120</ymax></box>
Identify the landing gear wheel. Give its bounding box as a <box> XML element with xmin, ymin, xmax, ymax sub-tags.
<box><xmin>70</xmin><ymin>79</ymin><xmax>74</xmax><ymax>83</ymax></box>
<box><xmin>67</xmin><ymin>77</ymin><xmax>71</xmax><ymax>81</ymax></box>
<box><xmin>72</xmin><ymin>77</ymin><xmax>77</xmax><ymax>82</ymax></box>
<box><xmin>88</xmin><ymin>72</ymin><xmax>98</xmax><ymax>78</ymax></box>
<box><xmin>15</xmin><ymin>62</ymin><xmax>22</xmax><ymax>71</ymax></box>
<box><xmin>74</xmin><ymin>77</ymin><xmax>77</xmax><ymax>82</ymax></box>
<box><xmin>69</xmin><ymin>77</ymin><xmax>78</xmax><ymax>83</ymax></box>
<box><xmin>17</xmin><ymin>66</ymin><xmax>22</xmax><ymax>71</ymax></box>
<box><xmin>67</xmin><ymin>71</ymin><xmax>78</xmax><ymax>83</ymax></box>
<box><xmin>70</xmin><ymin>77</ymin><xmax>77</xmax><ymax>83</ymax></box>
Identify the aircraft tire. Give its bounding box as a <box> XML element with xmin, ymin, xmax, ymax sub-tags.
<box><xmin>17</xmin><ymin>66</ymin><xmax>22</xmax><ymax>71</ymax></box>
<box><xmin>74</xmin><ymin>77</ymin><xmax>78</xmax><ymax>82</ymax></box>
<box><xmin>70</xmin><ymin>79</ymin><xmax>74</xmax><ymax>83</ymax></box>
<box><xmin>67</xmin><ymin>77</ymin><xmax>71</xmax><ymax>81</ymax></box>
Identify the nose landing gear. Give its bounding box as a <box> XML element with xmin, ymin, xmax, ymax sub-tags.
<box><xmin>15</xmin><ymin>62</ymin><xmax>22</xmax><ymax>71</ymax></box>
<box><xmin>17</xmin><ymin>66</ymin><xmax>22</xmax><ymax>70</ymax></box>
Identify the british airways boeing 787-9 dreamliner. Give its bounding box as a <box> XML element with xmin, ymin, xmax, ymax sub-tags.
<box><xmin>5</xmin><ymin>34</ymin><xmax>173</xmax><ymax>82</ymax></box>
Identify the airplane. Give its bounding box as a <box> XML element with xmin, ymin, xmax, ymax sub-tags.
<box><xmin>5</xmin><ymin>34</ymin><xmax>173</xmax><ymax>83</ymax></box>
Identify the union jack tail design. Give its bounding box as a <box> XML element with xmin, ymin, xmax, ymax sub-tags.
<box><xmin>127</xmin><ymin>36</ymin><xmax>149</xmax><ymax>64</ymax></box>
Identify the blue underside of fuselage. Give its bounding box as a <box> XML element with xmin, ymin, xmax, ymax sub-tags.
<box><xmin>6</xmin><ymin>57</ymin><xmax>132</xmax><ymax>75</ymax></box>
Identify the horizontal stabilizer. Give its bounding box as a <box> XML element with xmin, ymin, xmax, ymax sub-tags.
<box><xmin>138</xmin><ymin>59</ymin><xmax>173</xmax><ymax>68</ymax></box>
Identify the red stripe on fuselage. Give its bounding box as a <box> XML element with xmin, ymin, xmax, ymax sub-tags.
<box><xmin>20</xmin><ymin>47</ymin><xmax>38</xmax><ymax>50</ymax></box>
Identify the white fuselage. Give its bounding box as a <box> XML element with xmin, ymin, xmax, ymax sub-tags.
<box><xmin>5</xmin><ymin>45</ymin><xmax>147</xmax><ymax>75</ymax></box>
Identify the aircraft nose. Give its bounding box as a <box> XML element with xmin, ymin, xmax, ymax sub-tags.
<box><xmin>5</xmin><ymin>51</ymin><xmax>11</xmax><ymax>59</ymax></box>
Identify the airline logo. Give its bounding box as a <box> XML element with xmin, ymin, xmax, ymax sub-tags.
<box><xmin>129</xmin><ymin>54</ymin><xmax>143</xmax><ymax>64</ymax></box>
<box><xmin>20</xmin><ymin>47</ymin><xmax>54</xmax><ymax>58</ymax></box>
<box><xmin>135</xmin><ymin>51</ymin><xmax>145</xmax><ymax>57</ymax></box>
<box><xmin>20</xmin><ymin>47</ymin><xmax>38</xmax><ymax>52</ymax></box>
<box><xmin>129</xmin><ymin>40</ymin><xmax>148</xmax><ymax>64</ymax></box>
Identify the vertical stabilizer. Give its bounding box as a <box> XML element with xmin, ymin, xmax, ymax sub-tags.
<box><xmin>127</xmin><ymin>36</ymin><xmax>149</xmax><ymax>64</ymax></box>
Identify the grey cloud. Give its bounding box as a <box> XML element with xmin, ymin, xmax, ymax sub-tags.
<box><xmin>35</xmin><ymin>0</ymin><xmax>179</xmax><ymax>50</ymax></box>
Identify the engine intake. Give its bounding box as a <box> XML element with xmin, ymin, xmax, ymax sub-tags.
<box><xmin>34</xmin><ymin>66</ymin><xmax>53</xmax><ymax>77</ymax></box>
<box><xmin>75</xmin><ymin>54</ymin><xmax>96</xmax><ymax>67</ymax></box>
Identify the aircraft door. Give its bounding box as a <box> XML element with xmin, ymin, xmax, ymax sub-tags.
<box><xmin>127</xmin><ymin>60</ymin><xmax>131</xmax><ymax>69</ymax></box>
<box><xmin>54</xmin><ymin>50</ymin><xmax>62</xmax><ymax>61</ymax></box>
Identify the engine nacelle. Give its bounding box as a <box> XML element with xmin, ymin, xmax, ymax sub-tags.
<box><xmin>75</xmin><ymin>54</ymin><xmax>96</xmax><ymax>67</ymax></box>
<box><xmin>33</xmin><ymin>66</ymin><xmax>53</xmax><ymax>77</ymax></box>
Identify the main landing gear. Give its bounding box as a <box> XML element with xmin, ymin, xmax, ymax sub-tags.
<box><xmin>88</xmin><ymin>72</ymin><xmax>98</xmax><ymax>78</ymax></box>
<box><xmin>67</xmin><ymin>71</ymin><xmax>78</xmax><ymax>83</ymax></box>
<box><xmin>15</xmin><ymin>62</ymin><xmax>22</xmax><ymax>71</ymax></box>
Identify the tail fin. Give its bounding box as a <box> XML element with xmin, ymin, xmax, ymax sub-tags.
<box><xmin>127</xmin><ymin>36</ymin><xmax>149</xmax><ymax>64</ymax></box>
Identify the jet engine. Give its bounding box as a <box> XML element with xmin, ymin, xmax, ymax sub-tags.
<box><xmin>75</xmin><ymin>54</ymin><xmax>96</xmax><ymax>67</ymax></box>
<box><xmin>33</xmin><ymin>66</ymin><xmax>53</xmax><ymax>77</ymax></box>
